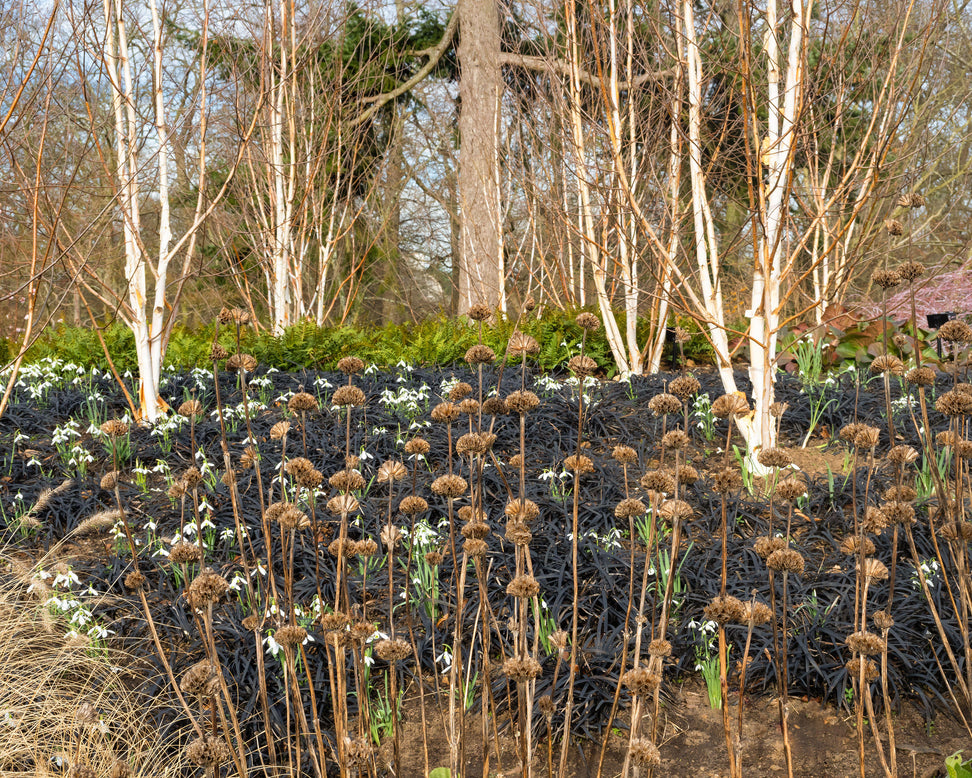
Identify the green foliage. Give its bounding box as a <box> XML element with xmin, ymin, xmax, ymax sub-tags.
<box><xmin>946</xmin><ymin>751</ymin><xmax>972</xmax><ymax>778</ymax></box>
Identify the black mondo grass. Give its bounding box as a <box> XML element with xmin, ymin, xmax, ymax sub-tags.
<box><xmin>0</xmin><ymin>357</ymin><xmax>970</xmax><ymax>776</ymax></box>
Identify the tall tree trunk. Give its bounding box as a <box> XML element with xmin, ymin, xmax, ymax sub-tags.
<box><xmin>457</xmin><ymin>0</ymin><xmax>503</xmax><ymax>313</ymax></box>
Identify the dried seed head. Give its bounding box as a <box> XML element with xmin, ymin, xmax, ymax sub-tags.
<box><xmin>884</xmin><ymin>218</ymin><xmax>904</xmax><ymax>236</ymax></box>
<box><xmin>507</xmin><ymin>574</ymin><xmax>540</xmax><ymax>599</ymax></box>
<box><xmin>398</xmin><ymin>496</ymin><xmax>428</xmax><ymax>515</ymax></box>
<box><xmin>242</xmin><ymin>615</ymin><xmax>260</xmax><ymax>631</ymax></box>
<box><xmin>503</xmin><ymin>656</ymin><xmax>543</xmax><ymax>681</ymax></box>
<box><xmin>169</xmin><ymin>541</ymin><xmax>201</xmax><ymax>566</ymax></box>
<box><xmin>345</xmin><ymin>736</ymin><xmax>374</xmax><ymax>767</ymax></box>
<box><xmin>458</xmin><ymin>398</ymin><xmax>480</xmax><ymax>415</ymax></box>
<box><xmin>862</xmin><ymin>506</ymin><xmax>888</xmax><ymax>534</ymax></box>
<box><xmin>899</xmin><ymin>260</ymin><xmax>925</xmax><ymax>281</ymax></box>
<box><xmin>285</xmin><ymin>456</ymin><xmax>314</xmax><ymax>479</ymax></box>
<box><xmin>855</xmin><ymin>426</ymin><xmax>882</xmax><ymax>450</ymax></box>
<box><xmin>76</xmin><ymin>701</ymin><xmax>99</xmax><ymax>726</ymax></box>
<box><xmin>109</xmin><ymin>760</ymin><xmax>132</xmax><ymax>778</ymax></box>
<box><xmin>354</xmin><ymin>538</ymin><xmax>379</xmax><ymax>557</ymax></box>
<box><xmin>327</xmin><ymin>493</ymin><xmax>360</xmax><ymax>515</ymax></box>
<box><xmin>548</xmin><ymin>630</ymin><xmax>569</xmax><ymax>651</ymax></box>
<box><xmin>858</xmin><ymin>557</ymin><xmax>889</xmax><ymax>581</ymax></box>
<box><xmin>883</xmin><ymin>500</ymin><xmax>915</xmax><ymax>525</ymax></box>
<box><xmin>468</xmin><ymin>303</ymin><xmax>492</xmax><ymax>321</ymax></box>
<box><xmin>332</xmin><ymin>385</ymin><xmax>366</xmax><ymax>407</ymax></box>
<box><xmin>217</xmin><ymin>307</ymin><xmax>233</xmax><ymax>325</ymax></box>
<box><xmin>873</xmin><ymin>269</ymin><xmax>903</xmax><ymax>289</ymax></box>
<box><xmin>704</xmin><ymin>594</ymin><xmax>746</xmax><ymax>625</ymax></box>
<box><xmin>320</xmin><ymin>612</ymin><xmax>349</xmax><ymax>633</ymax></box>
<box><xmin>275</xmin><ymin>625</ymin><xmax>308</xmax><ymax>647</ymax></box>
<box><xmin>939</xmin><ymin>319</ymin><xmax>972</xmax><ymax>343</ymax></box>
<box><xmin>167</xmin><ymin>481</ymin><xmax>186</xmax><ymax>499</ymax></box>
<box><xmin>124</xmin><ymin>570</ymin><xmax>145</xmax><ymax>590</ymax></box>
<box><xmin>226</xmin><ymin>353</ymin><xmax>258</xmax><ymax>373</ymax></box>
<box><xmin>575</xmin><ymin>312</ymin><xmax>601</xmax><ymax>331</ymax></box>
<box><xmin>563</xmin><ymin>454</ymin><xmax>595</xmax><ymax>474</ymax></box>
<box><xmin>463</xmin><ymin>538</ymin><xmax>488</xmax><ymax>557</ymax></box>
<box><xmin>754</xmin><ymin>535</ymin><xmax>786</xmax><ymax>559</ymax></box>
<box><xmin>839</xmin><ymin>422</ymin><xmax>865</xmax><ymax>443</ymax></box>
<box><xmin>942</xmin><ymin>520</ymin><xmax>972</xmax><ymax>541</ymax></box>
<box><xmin>615</xmin><ymin>498</ymin><xmax>647</xmax><ymax>519</ymax></box>
<box><xmin>938</xmin><ymin>389</ymin><xmax>972</xmax><ymax>417</ymax></box>
<box><xmin>648</xmin><ymin>393</ymin><xmax>682</xmax><ymax>416</ymax></box>
<box><xmin>757</xmin><ymin>447</ymin><xmax>792</xmax><ymax>468</ymax></box>
<box><xmin>897</xmin><ymin>192</ymin><xmax>925</xmax><ymax>208</ymax></box>
<box><xmin>185</xmin><ymin>735</ymin><xmax>231</xmax><ymax>767</ymax></box>
<box><xmin>846</xmin><ymin>656</ymin><xmax>879</xmax><ymax>682</ymax></box>
<box><xmin>770</xmin><ymin>401</ymin><xmax>790</xmax><ymax>418</ymax></box>
<box><xmin>846</xmin><ymin>631</ymin><xmax>886</xmax><ymax>656</ymax></box>
<box><xmin>622</xmin><ymin>667</ymin><xmax>661</xmax><ymax>696</ymax></box>
<box><xmin>887</xmin><ymin>445</ymin><xmax>919</xmax><ymax>466</ymax></box>
<box><xmin>456</xmin><ymin>431</ymin><xmax>496</xmax><ymax>456</ymax></box>
<box><xmin>612</xmin><ymin>445</ymin><xmax>638</xmax><ymax>465</ymax></box>
<box><xmin>210</xmin><ymin>343</ymin><xmax>229</xmax><ymax>362</ymax></box>
<box><xmin>179</xmin><ymin>399</ymin><xmax>203</xmax><ymax>418</ymax></box>
<box><xmin>840</xmin><ymin>535</ymin><xmax>876</xmax><ymax>556</ymax></box>
<box><xmin>508</xmin><ymin>330</ymin><xmax>540</xmax><ymax>357</ymax></box>
<box><xmin>906</xmin><ymin>367</ymin><xmax>936</xmax><ymax>387</ymax></box>
<box><xmin>712</xmin><ymin>393</ymin><xmax>750</xmax><ymax>419</ymax></box>
<box><xmin>336</xmin><ymin>356</ymin><xmax>365</xmax><ymax>375</ymax></box>
<box><xmin>640</xmin><ymin>470</ymin><xmax>675</xmax><ymax>494</ymax></box>
<box><xmin>659</xmin><ymin>499</ymin><xmax>693</xmax><ymax>523</ymax></box>
<box><xmin>465</xmin><ymin>344</ymin><xmax>496</xmax><ymax>365</ymax></box>
<box><xmin>743</xmin><ymin>600</ymin><xmax>774</xmax><ymax>626</ymax></box>
<box><xmin>676</xmin><ymin>464</ymin><xmax>699</xmax><ymax>484</ymax></box>
<box><xmin>182</xmin><ymin>466</ymin><xmax>203</xmax><ymax>490</ymax></box>
<box><xmin>378</xmin><ymin>460</ymin><xmax>408</xmax><ymax>484</ymax></box>
<box><xmin>270</xmin><ymin>420</ymin><xmax>291</xmax><ymax>439</ymax></box>
<box><xmin>404</xmin><ymin>437</ymin><xmax>430</xmax><ymax>456</ymax></box>
<box><xmin>77</xmin><ymin>509</ymin><xmax>121</xmax><ymax>535</ymax></box>
<box><xmin>288</xmin><ymin>391</ymin><xmax>318</xmax><ymax>413</ymax></box>
<box><xmin>432</xmin><ymin>474</ymin><xmax>468</xmax><ymax>498</ymax></box>
<box><xmin>883</xmin><ymin>484</ymin><xmax>917</xmax><ymax>503</ymax></box>
<box><xmin>345</xmin><ymin>454</ymin><xmax>360</xmax><ymax>469</ymax></box>
<box><xmin>568</xmin><ymin>355</ymin><xmax>598</xmax><ymax>377</ymax></box>
<box><xmin>776</xmin><ymin>477</ymin><xmax>807</xmax><ymax>502</ymax></box>
<box><xmin>505</xmin><ymin>499</ymin><xmax>540</xmax><ymax>522</ymax></box>
<box><xmin>648</xmin><ymin>638</ymin><xmax>673</xmax><ymax>658</ymax></box>
<box><xmin>100</xmin><ymin>470</ymin><xmax>121</xmax><ymax>491</ymax></box>
<box><xmin>873</xmin><ymin>610</ymin><xmax>895</xmax><ymax>631</ymax></box>
<box><xmin>505</xmin><ymin>389</ymin><xmax>540</xmax><ymax>414</ymax></box>
<box><xmin>327</xmin><ymin>538</ymin><xmax>354</xmax><ymax>558</ymax></box>
<box><xmin>766</xmin><ymin>548</ymin><xmax>805</xmax><ymax>575</ymax></box>
<box><xmin>712</xmin><ymin>467</ymin><xmax>743</xmax><ymax>494</ymax></box>
<box><xmin>870</xmin><ymin>354</ymin><xmax>904</xmax><ymax>375</ymax></box>
<box><xmin>181</xmin><ymin>661</ymin><xmax>220</xmax><ymax>697</ymax></box>
<box><xmin>537</xmin><ymin>695</ymin><xmax>555</xmax><ymax>717</ymax></box>
<box><xmin>375</xmin><ymin>637</ymin><xmax>413</xmax><ymax>662</ymax></box>
<box><xmin>100</xmin><ymin>419</ymin><xmax>129</xmax><ymax>438</ymax></box>
<box><xmin>505</xmin><ymin>520</ymin><xmax>533</xmax><ymax>546</ymax></box>
<box><xmin>329</xmin><ymin>469</ymin><xmax>365</xmax><ymax>492</ymax></box>
<box><xmin>424</xmin><ymin>550</ymin><xmax>444</xmax><ymax>566</ymax></box>
<box><xmin>431</xmin><ymin>401</ymin><xmax>461</xmax><ymax>423</ymax></box>
<box><xmin>380</xmin><ymin>524</ymin><xmax>402</xmax><ymax>549</ymax></box>
<box><xmin>449</xmin><ymin>382</ymin><xmax>473</xmax><ymax>402</ymax></box>
<box><xmin>278</xmin><ymin>503</ymin><xmax>309</xmax><ymax>531</ymax></box>
<box><xmin>461</xmin><ymin>521</ymin><xmax>491</xmax><ymax>540</ymax></box>
<box><xmin>68</xmin><ymin>764</ymin><xmax>96</xmax><ymax>778</ymax></box>
<box><xmin>188</xmin><ymin>569</ymin><xmax>229</xmax><ymax>609</ymax></box>
<box><xmin>669</xmin><ymin>374</ymin><xmax>701</xmax><ymax>398</ymax></box>
<box><xmin>628</xmin><ymin>739</ymin><xmax>661</xmax><ymax>768</ymax></box>
<box><xmin>482</xmin><ymin>396</ymin><xmax>508</xmax><ymax>415</ymax></box>
<box><xmin>661</xmin><ymin>430</ymin><xmax>690</xmax><ymax>450</ymax></box>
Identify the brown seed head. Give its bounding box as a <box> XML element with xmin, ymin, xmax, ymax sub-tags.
<box><xmin>770</xmin><ymin>401</ymin><xmax>790</xmax><ymax>418</ymax></box>
<box><xmin>839</xmin><ymin>422</ymin><xmax>865</xmax><ymax>443</ymax></box>
<box><xmin>507</xmin><ymin>574</ymin><xmax>540</xmax><ymax>599</ymax></box>
<box><xmin>463</xmin><ymin>538</ymin><xmax>488</xmax><ymax>557</ymax></box>
<box><xmin>465</xmin><ymin>344</ymin><xmax>496</xmax><ymax>365</ymax></box>
<box><xmin>754</xmin><ymin>535</ymin><xmax>786</xmax><ymax>559</ymax></box>
<box><xmin>182</xmin><ymin>466</ymin><xmax>203</xmax><ymax>489</ymax></box>
<box><xmin>640</xmin><ymin>470</ymin><xmax>675</xmax><ymax>494</ymax></box>
<box><xmin>942</xmin><ymin>521</ymin><xmax>972</xmax><ymax>541</ymax></box>
<box><xmin>275</xmin><ymin>625</ymin><xmax>307</xmax><ymax>647</ymax></box>
<box><xmin>169</xmin><ymin>541</ymin><xmax>201</xmax><ymax>565</ymax></box>
<box><xmin>185</xmin><ymin>736</ymin><xmax>231</xmax><ymax>767</ymax></box>
<box><xmin>270</xmin><ymin>420</ymin><xmax>291</xmax><ymax>439</ymax></box>
<box><xmin>858</xmin><ymin>557</ymin><xmax>889</xmax><ymax>581</ymax></box>
<box><xmin>648</xmin><ymin>393</ymin><xmax>681</xmax><ymax>416</ymax></box>
<box><xmin>855</xmin><ymin>426</ymin><xmax>882</xmax><ymax>450</ymax></box>
<box><xmin>906</xmin><ymin>367</ymin><xmax>936</xmax><ymax>387</ymax></box>
<box><xmin>568</xmin><ymin>355</ymin><xmax>598</xmax><ymax>377</ymax></box>
<box><xmin>377</xmin><ymin>460</ymin><xmax>408</xmax><ymax>484</ymax></box>
<box><xmin>661</xmin><ymin>429</ymin><xmax>690</xmax><ymax>450</ymax></box>
<box><xmin>870</xmin><ymin>354</ymin><xmax>904</xmax><ymax>375</ymax></box>
<box><xmin>288</xmin><ymin>391</ymin><xmax>318</xmax><ymax>413</ymax></box>
<box><xmin>757</xmin><ymin>447</ymin><xmax>792</xmax><ymax>468</ymax></box>
<box><xmin>336</xmin><ymin>356</ymin><xmax>365</xmax><ymax>375</ymax></box>
<box><xmin>508</xmin><ymin>330</ymin><xmax>540</xmax><ymax>357</ymax></box>
<box><xmin>883</xmin><ymin>484</ymin><xmax>917</xmax><ymax>503</ymax></box>
<box><xmin>505</xmin><ymin>521</ymin><xmax>533</xmax><ymax>546</ymax></box>
<box><xmin>188</xmin><ymin>569</ymin><xmax>229</xmax><ymax>609</ymax></box>
<box><xmin>398</xmin><ymin>496</ymin><xmax>428</xmax><ymax>516</ymax></box>
<box><xmin>862</xmin><ymin>506</ymin><xmax>888</xmax><ymax>534</ymax></box>
<box><xmin>846</xmin><ymin>656</ymin><xmax>879</xmax><ymax>682</ymax></box>
<box><xmin>612</xmin><ymin>445</ymin><xmax>638</xmax><ymax>465</ymax></box>
<box><xmin>456</xmin><ymin>431</ymin><xmax>496</xmax><ymax>456</ymax></box>
<box><xmin>505</xmin><ymin>498</ymin><xmax>540</xmax><ymax>522</ymax></box>
<box><xmin>887</xmin><ymin>445</ymin><xmax>918</xmax><ymax>466</ymax></box>
<box><xmin>839</xmin><ymin>536</ymin><xmax>876</xmax><ymax>556</ymax></box>
<box><xmin>575</xmin><ymin>312</ymin><xmax>601</xmax><ymax>331</ymax></box>
<box><xmin>846</xmin><ymin>631</ymin><xmax>886</xmax><ymax>656</ymax></box>
<box><xmin>380</xmin><ymin>524</ymin><xmax>402</xmax><ymax>549</ymax></box>
<box><xmin>432</xmin><ymin>474</ymin><xmax>468</xmax><ymax>498</ymax></box>
<box><xmin>124</xmin><ymin>570</ymin><xmax>145</xmax><ymax>590</ymax></box>
<box><xmin>375</xmin><ymin>637</ymin><xmax>413</xmax><ymax>662</ymax></box>
<box><xmin>884</xmin><ymin>218</ymin><xmax>904</xmax><ymax>236</ymax></box>
<box><xmin>468</xmin><ymin>303</ymin><xmax>492</xmax><ymax>321</ymax></box>
<box><xmin>405</xmin><ymin>437</ymin><xmax>430</xmax><ymax>456</ymax></box>
<box><xmin>179</xmin><ymin>399</ymin><xmax>203</xmax><ymax>418</ymax></box>
<box><xmin>615</xmin><ymin>497</ymin><xmax>647</xmax><ymax>519</ymax></box>
<box><xmin>100</xmin><ymin>419</ymin><xmax>129</xmax><ymax>438</ymax></box>
<box><xmin>181</xmin><ymin>661</ymin><xmax>220</xmax><ymax>697</ymax></box>
<box><xmin>226</xmin><ymin>353</ymin><xmax>258</xmax><ymax>373</ymax></box>
<box><xmin>938</xmin><ymin>389</ymin><xmax>972</xmax><ymax>417</ymax></box>
<box><xmin>424</xmin><ymin>550</ymin><xmax>444</xmax><ymax>566</ymax></box>
<box><xmin>628</xmin><ymin>739</ymin><xmax>661</xmax><ymax>768</ymax></box>
<box><xmin>621</xmin><ymin>667</ymin><xmax>661</xmax><ymax>696</ymax></box>
<box><xmin>327</xmin><ymin>493</ymin><xmax>360</xmax><ymax>515</ymax></box>
<box><xmin>449</xmin><ymin>382</ymin><xmax>473</xmax><ymax>402</ymax></box>
<box><xmin>505</xmin><ymin>389</ymin><xmax>540</xmax><ymax>414</ymax></box>
<box><xmin>563</xmin><ymin>454</ymin><xmax>594</xmax><ymax>474</ymax></box>
<box><xmin>712</xmin><ymin>393</ymin><xmax>750</xmax><ymax>419</ymax></box>
<box><xmin>766</xmin><ymin>548</ymin><xmax>805</xmax><ymax>575</ymax></box>
<box><xmin>100</xmin><ymin>471</ymin><xmax>120</xmax><ymax>491</ymax></box>
<box><xmin>873</xmin><ymin>269</ymin><xmax>902</xmax><ymax>289</ymax></box>
<box><xmin>503</xmin><ymin>656</ymin><xmax>543</xmax><ymax>681</ymax></box>
<box><xmin>210</xmin><ymin>343</ymin><xmax>229</xmax><ymax>362</ymax></box>
<box><xmin>712</xmin><ymin>467</ymin><xmax>743</xmax><ymax>494</ymax></box>
<box><xmin>899</xmin><ymin>260</ymin><xmax>925</xmax><ymax>281</ymax></box>
<box><xmin>743</xmin><ymin>600</ymin><xmax>774</xmax><ymax>626</ymax></box>
<box><xmin>648</xmin><ymin>638</ymin><xmax>673</xmax><ymax>657</ymax></box>
<box><xmin>704</xmin><ymin>594</ymin><xmax>746</xmax><ymax>625</ymax></box>
<box><xmin>659</xmin><ymin>499</ymin><xmax>693</xmax><ymax>523</ymax></box>
<box><xmin>461</xmin><ymin>521</ymin><xmax>491</xmax><ymax>540</ymax></box>
<box><xmin>482</xmin><ymin>396</ymin><xmax>508</xmax><ymax>415</ymax></box>
<box><xmin>76</xmin><ymin>701</ymin><xmax>99</xmax><ymax>726</ymax></box>
<box><xmin>883</xmin><ymin>500</ymin><xmax>915</xmax><ymax>525</ymax></box>
<box><xmin>873</xmin><ymin>610</ymin><xmax>895</xmax><ymax>631</ymax></box>
<box><xmin>332</xmin><ymin>385</ymin><xmax>366</xmax><ymax>407</ymax></box>
<box><xmin>458</xmin><ymin>398</ymin><xmax>480</xmax><ymax>415</ymax></box>
<box><xmin>329</xmin><ymin>469</ymin><xmax>365</xmax><ymax>492</ymax></box>
<box><xmin>776</xmin><ymin>477</ymin><xmax>807</xmax><ymax>502</ymax></box>
<box><xmin>669</xmin><ymin>374</ymin><xmax>701</xmax><ymax>398</ymax></box>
